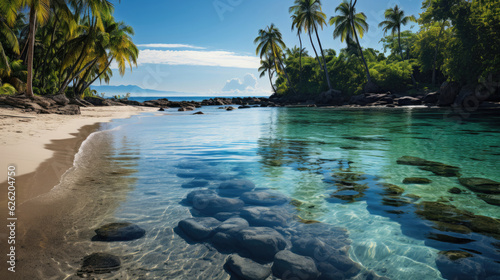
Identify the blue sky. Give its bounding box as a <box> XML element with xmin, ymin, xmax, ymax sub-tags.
<box><xmin>104</xmin><ymin>0</ymin><xmax>424</xmax><ymax>96</ymax></box>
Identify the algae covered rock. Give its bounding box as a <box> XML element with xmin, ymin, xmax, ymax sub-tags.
<box><xmin>226</xmin><ymin>254</ymin><xmax>271</xmax><ymax>280</ymax></box>
<box><xmin>459</xmin><ymin>177</ymin><xmax>500</xmax><ymax>194</ymax></box>
<box><xmin>403</xmin><ymin>177</ymin><xmax>432</xmax><ymax>184</ymax></box>
<box><xmin>79</xmin><ymin>253</ymin><xmax>121</xmax><ymax>275</ymax></box>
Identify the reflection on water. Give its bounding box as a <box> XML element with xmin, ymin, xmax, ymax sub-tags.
<box><xmin>46</xmin><ymin>107</ymin><xmax>500</xmax><ymax>279</ymax></box>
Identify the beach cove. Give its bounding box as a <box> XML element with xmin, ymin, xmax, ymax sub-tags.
<box><xmin>1</xmin><ymin>104</ymin><xmax>499</xmax><ymax>279</ymax></box>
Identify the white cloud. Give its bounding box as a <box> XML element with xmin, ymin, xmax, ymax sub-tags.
<box><xmin>222</xmin><ymin>74</ymin><xmax>258</xmax><ymax>93</ymax></box>
<box><xmin>136</xmin><ymin>44</ymin><xmax>205</xmax><ymax>49</ymax></box>
<box><xmin>135</xmin><ymin>49</ymin><xmax>260</xmax><ymax>69</ymax></box>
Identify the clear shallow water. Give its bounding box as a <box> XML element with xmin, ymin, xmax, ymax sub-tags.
<box><xmin>56</xmin><ymin>106</ymin><xmax>500</xmax><ymax>279</ymax></box>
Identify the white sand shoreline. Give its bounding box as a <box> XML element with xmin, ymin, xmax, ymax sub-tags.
<box><xmin>0</xmin><ymin>106</ymin><xmax>157</xmax><ymax>183</ymax></box>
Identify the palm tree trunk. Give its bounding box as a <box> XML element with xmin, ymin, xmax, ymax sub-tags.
<box><xmin>298</xmin><ymin>32</ymin><xmax>302</xmax><ymax>81</ymax></box>
<box><xmin>314</xmin><ymin>26</ymin><xmax>333</xmax><ymax>91</ymax></box>
<box><xmin>277</xmin><ymin>58</ymin><xmax>296</xmax><ymax>94</ymax></box>
<box><xmin>77</xmin><ymin>58</ymin><xmax>114</xmax><ymax>97</ymax></box>
<box><xmin>268</xmin><ymin>69</ymin><xmax>277</xmax><ymax>94</ymax></box>
<box><xmin>25</xmin><ymin>6</ymin><xmax>36</xmax><ymax>98</ymax></box>
<box><xmin>352</xmin><ymin>22</ymin><xmax>371</xmax><ymax>84</ymax></box>
<box><xmin>308</xmin><ymin>32</ymin><xmax>324</xmax><ymax>73</ymax></box>
<box><xmin>432</xmin><ymin>21</ymin><xmax>445</xmax><ymax>86</ymax></box>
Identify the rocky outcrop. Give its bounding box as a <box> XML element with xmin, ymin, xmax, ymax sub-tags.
<box><xmin>438</xmin><ymin>81</ymin><xmax>461</xmax><ymax>106</ymax></box>
<box><xmin>0</xmin><ymin>95</ymin><xmax>82</xmax><ymax>115</ymax></box>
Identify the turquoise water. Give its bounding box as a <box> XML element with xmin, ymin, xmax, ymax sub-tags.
<box><xmin>57</xmin><ymin>106</ymin><xmax>500</xmax><ymax>279</ymax></box>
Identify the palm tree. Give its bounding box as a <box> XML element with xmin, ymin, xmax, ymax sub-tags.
<box><xmin>286</xmin><ymin>46</ymin><xmax>308</xmax><ymax>58</ymax></box>
<box><xmin>330</xmin><ymin>0</ymin><xmax>372</xmax><ymax>85</ymax></box>
<box><xmin>23</xmin><ymin>0</ymin><xmax>51</xmax><ymax>98</ymax></box>
<box><xmin>289</xmin><ymin>0</ymin><xmax>333</xmax><ymax>91</ymax></box>
<box><xmin>258</xmin><ymin>57</ymin><xmax>277</xmax><ymax>95</ymax></box>
<box><xmin>74</xmin><ymin>19</ymin><xmax>139</xmax><ymax>98</ymax></box>
<box><xmin>379</xmin><ymin>5</ymin><xmax>417</xmax><ymax>85</ymax></box>
<box><xmin>290</xmin><ymin>14</ymin><xmax>304</xmax><ymax>78</ymax></box>
<box><xmin>254</xmin><ymin>24</ymin><xmax>295</xmax><ymax>94</ymax></box>
<box><xmin>0</xmin><ymin>0</ymin><xmax>20</xmax><ymax>75</ymax></box>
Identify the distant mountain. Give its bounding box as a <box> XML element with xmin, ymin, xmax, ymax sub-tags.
<box><xmin>90</xmin><ymin>85</ymin><xmax>182</xmax><ymax>95</ymax></box>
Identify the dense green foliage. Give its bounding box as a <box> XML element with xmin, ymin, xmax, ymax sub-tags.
<box><xmin>0</xmin><ymin>0</ymin><xmax>137</xmax><ymax>98</ymax></box>
<box><xmin>257</xmin><ymin>0</ymin><xmax>500</xmax><ymax>98</ymax></box>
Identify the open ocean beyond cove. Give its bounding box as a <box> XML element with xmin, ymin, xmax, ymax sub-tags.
<box><xmin>49</xmin><ymin>106</ymin><xmax>500</xmax><ymax>279</ymax></box>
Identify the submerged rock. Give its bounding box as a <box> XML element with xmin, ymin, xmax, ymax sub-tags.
<box><xmin>192</xmin><ymin>195</ymin><xmax>244</xmax><ymax>215</ymax></box>
<box><xmin>78</xmin><ymin>253</ymin><xmax>121</xmax><ymax>275</ymax></box>
<box><xmin>94</xmin><ymin>222</ymin><xmax>145</xmax><ymax>241</ymax></box>
<box><xmin>181</xmin><ymin>179</ymin><xmax>209</xmax><ymax>188</ymax></box>
<box><xmin>448</xmin><ymin>187</ymin><xmax>463</xmax><ymax>194</ymax></box>
<box><xmin>397</xmin><ymin>156</ymin><xmax>460</xmax><ymax>178</ymax></box>
<box><xmin>178</xmin><ymin>217</ymin><xmax>221</xmax><ymax>240</ymax></box>
<box><xmin>240</xmin><ymin>206</ymin><xmax>291</xmax><ymax>227</ymax></box>
<box><xmin>459</xmin><ymin>177</ymin><xmax>500</xmax><ymax>194</ymax></box>
<box><xmin>240</xmin><ymin>191</ymin><xmax>289</xmax><ymax>206</ymax></box>
<box><xmin>272</xmin><ymin>250</ymin><xmax>320</xmax><ymax>280</ymax></box>
<box><xmin>186</xmin><ymin>189</ymin><xmax>217</xmax><ymax>204</ymax></box>
<box><xmin>226</xmin><ymin>254</ymin><xmax>271</xmax><ymax>280</ymax></box>
<box><xmin>477</xmin><ymin>194</ymin><xmax>500</xmax><ymax>206</ymax></box>
<box><xmin>381</xmin><ymin>183</ymin><xmax>405</xmax><ymax>195</ymax></box>
<box><xmin>403</xmin><ymin>177</ymin><xmax>432</xmax><ymax>184</ymax></box>
<box><xmin>218</xmin><ymin>179</ymin><xmax>255</xmax><ymax>197</ymax></box>
<box><xmin>237</xmin><ymin>227</ymin><xmax>287</xmax><ymax>261</ymax></box>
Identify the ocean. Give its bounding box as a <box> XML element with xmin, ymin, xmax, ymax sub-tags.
<box><xmin>128</xmin><ymin>96</ymin><xmax>270</xmax><ymax>103</ymax></box>
<box><xmin>42</xmin><ymin>106</ymin><xmax>500</xmax><ymax>279</ymax></box>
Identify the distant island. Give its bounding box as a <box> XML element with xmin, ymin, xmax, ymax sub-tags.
<box><xmin>90</xmin><ymin>85</ymin><xmax>184</xmax><ymax>96</ymax></box>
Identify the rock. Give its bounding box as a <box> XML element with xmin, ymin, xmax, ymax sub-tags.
<box><xmin>218</xmin><ymin>179</ymin><xmax>255</xmax><ymax>197</ymax></box>
<box><xmin>316</xmin><ymin>89</ymin><xmax>343</xmax><ymax>105</ymax></box>
<box><xmin>176</xmin><ymin>170</ymin><xmax>223</xmax><ymax>180</ymax></box>
<box><xmin>79</xmin><ymin>253</ymin><xmax>121</xmax><ymax>275</ymax></box>
<box><xmin>94</xmin><ymin>222</ymin><xmax>146</xmax><ymax>241</ymax></box>
<box><xmin>448</xmin><ymin>187</ymin><xmax>463</xmax><ymax>194</ymax></box>
<box><xmin>56</xmin><ymin>105</ymin><xmax>81</xmax><ymax>115</ymax></box>
<box><xmin>381</xmin><ymin>183</ymin><xmax>404</xmax><ymax>195</ymax></box>
<box><xmin>214</xmin><ymin>217</ymin><xmax>249</xmax><ymax>233</ymax></box>
<box><xmin>193</xmin><ymin>111</ymin><xmax>204</xmax><ymax>115</ymax></box>
<box><xmin>396</xmin><ymin>96</ymin><xmax>422</xmax><ymax>106</ymax></box>
<box><xmin>158</xmin><ymin>108</ymin><xmax>165</xmax><ymax>111</ymax></box>
<box><xmin>364</xmin><ymin>81</ymin><xmax>384</xmax><ymax>94</ymax></box>
<box><xmin>191</xmin><ymin>194</ymin><xmax>244</xmax><ymax>215</ymax></box>
<box><xmin>214</xmin><ymin>212</ymin><xmax>241</xmax><ymax>221</ymax></box>
<box><xmin>423</xmin><ymin>92</ymin><xmax>440</xmax><ymax>104</ymax></box>
<box><xmin>477</xmin><ymin>194</ymin><xmax>500</xmax><ymax>206</ymax></box>
<box><xmin>459</xmin><ymin>177</ymin><xmax>500</xmax><ymax>194</ymax></box>
<box><xmin>226</xmin><ymin>254</ymin><xmax>271</xmax><ymax>280</ymax></box>
<box><xmin>239</xmin><ymin>105</ymin><xmax>251</xmax><ymax>109</ymax></box>
<box><xmin>186</xmin><ymin>189</ymin><xmax>217</xmax><ymax>204</ymax></box>
<box><xmin>240</xmin><ymin>207</ymin><xmax>291</xmax><ymax>227</ymax></box>
<box><xmin>84</xmin><ymin>96</ymin><xmax>108</xmax><ymax>106</ymax></box>
<box><xmin>178</xmin><ymin>217</ymin><xmax>221</xmax><ymax>240</ymax></box>
<box><xmin>237</xmin><ymin>227</ymin><xmax>287</xmax><ymax>261</ymax></box>
<box><xmin>181</xmin><ymin>180</ymin><xmax>209</xmax><ymax>188</ymax></box>
<box><xmin>240</xmin><ymin>191</ymin><xmax>289</xmax><ymax>206</ymax></box>
<box><xmin>50</xmin><ymin>94</ymin><xmax>70</xmax><ymax>106</ymax></box>
<box><xmin>454</xmin><ymin>85</ymin><xmax>477</xmax><ymax>108</ymax></box>
<box><xmin>34</xmin><ymin>97</ymin><xmax>51</xmax><ymax>108</ymax></box>
<box><xmin>438</xmin><ymin>81</ymin><xmax>461</xmax><ymax>106</ymax></box>
<box><xmin>272</xmin><ymin>250</ymin><xmax>320</xmax><ymax>280</ymax></box>
<box><xmin>439</xmin><ymin>250</ymin><xmax>473</xmax><ymax>261</ymax></box>
<box><xmin>226</xmin><ymin>106</ymin><xmax>236</xmax><ymax>111</ymax></box>
<box><xmin>403</xmin><ymin>177</ymin><xmax>432</xmax><ymax>184</ymax></box>
<box><xmin>178</xmin><ymin>106</ymin><xmax>195</xmax><ymax>111</ymax></box>
<box><xmin>418</xmin><ymin>165</ymin><xmax>461</xmax><ymax>177</ymax></box>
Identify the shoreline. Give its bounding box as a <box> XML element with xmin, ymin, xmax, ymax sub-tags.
<box><xmin>0</xmin><ymin>105</ymin><xmax>156</xmax><ymax>278</ymax></box>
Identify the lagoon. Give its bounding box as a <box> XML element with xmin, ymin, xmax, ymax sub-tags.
<box><xmin>49</xmin><ymin>106</ymin><xmax>500</xmax><ymax>279</ymax></box>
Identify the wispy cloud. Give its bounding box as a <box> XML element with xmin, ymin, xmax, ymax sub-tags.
<box><xmin>136</xmin><ymin>49</ymin><xmax>260</xmax><ymax>69</ymax></box>
<box><xmin>136</xmin><ymin>44</ymin><xmax>206</xmax><ymax>49</ymax></box>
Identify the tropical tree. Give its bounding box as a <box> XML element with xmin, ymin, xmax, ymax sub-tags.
<box><xmin>254</xmin><ymin>24</ymin><xmax>295</xmax><ymax>94</ymax></box>
<box><xmin>0</xmin><ymin>0</ymin><xmax>20</xmax><ymax>74</ymax></box>
<box><xmin>290</xmin><ymin>0</ymin><xmax>333</xmax><ymax>92</ymax></box>
<box><xmin>379</xmin><ymin>5</ymin><xmax>417</xmax><ymax>85</ymax></box>
<box><xmin>290</xmin><ymin>14</ymin><xmax>304</xmax><ymax>78</ymax></box>
<box><xmin>330</xmin><ymin>0</ymin><xmax>372</xmax><ymax>87</ymax></box>
<box><xmin>258</xmin><ymin>57</ymin><xmax>277</xmax><ymax>94</ymax></box>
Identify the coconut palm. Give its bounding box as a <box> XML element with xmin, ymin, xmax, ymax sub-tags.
<box><xmin>330</xmin><ymin>0</ymin><xmax>372</xmax><ymax>84</ymax></box>
<box><xmin>254</xmin><ymin>24</ymin><xmax>295</xmax><ymax>93</ymax></box>
<box><xmin>258</xmin><ymin>57</ymin><xmax>277</xmax><ymax>94</ymax></box>
<box><xmin>289</xmin><ymin>0</ymin><xmax>333</xmax><ymax>91</ymax></box>
<box><xmin>379</xmin><ymin>5</ymin><xmax>417</xmax><ymax>85</ymax></box>
<box><xmin>290</xmin><ymin>14</ymin><xmax>304</xmax><ymax>78</ymax></box>
<box><xmin>0</xmin><ymin>0</ymin><xmax>20</xmax><ymax>74</ymax></box>
<box><xmin>74</xmin><ymin>19</ymin><xmax>138</xmax><ymax>98</ymax></box>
